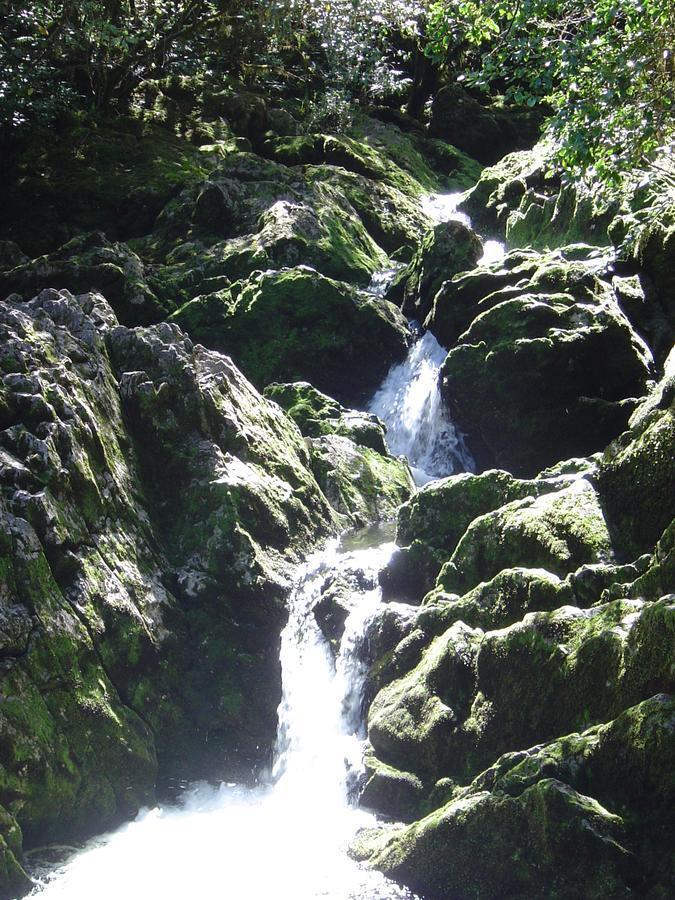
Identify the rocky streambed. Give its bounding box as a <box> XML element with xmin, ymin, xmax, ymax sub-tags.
<box><xmin>0</xmin><ymin>83</ymin><xmax>673</xmax><ymax>899</ymax></box>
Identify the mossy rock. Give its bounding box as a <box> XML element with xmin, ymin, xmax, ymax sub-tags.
<box><xmin>396</xmin><ymin>220</ymin><xmax>483</xmax><ymax>322</ymax></box>
<box><xmin>597</xmin><ymin>350</ymin><xmax>675</xmax><ymax>558</ymax></box>
<box><xmin>441</xmin><ymin>286</ymin><xmax>652</xmax><ymax>476</ymax></box>
<box><xmin>0</xmin><ymin>232</ymin><xmax>167</xmax><ymax>326</ymax></box>
<box><xmin>170</xmin><ymin>267</ymin><xmax>410</xmax><ymax>406</ymax></box>
<box><xmin>366</xmin><ymin>595</ymin><xmax>674</xmax><ymax>790</ymax></box>
<box><xmin>438</xmin><ymin>479</ymin><xmax>613</xmax><ymax>595</ymax></box>
<box><xmin>425</xmin><ymin>243</ymin><xmax>614</xmax><ymax>349</ymax></box>
<box><xmin>423</xmin><ymin>566</ymin><xmax>575</xmax><ymax>630</ymax></box>
<box><xmin>357</xmin><ymin>694</ymin><xmax>675</xmax><ymax>898</ymax></box>
<box><xmin>308</xmin><ymin>434</ymin><xmax>413</xmax><ymax>530</ymax></box>
<box><xmin>0</xmin><ymin>288</ymin><xmax>341</xmax><ymax>889</ymax></box>
<box><xmin>0</xmin><ymin>116</ymin><xmax>210</xmax><ymax>257</ymax></box>
<box><xmin>382</xmin><ymin>469</ymin><xmax>572</xmax><ymax>605</ymax></box>
<box><xmin>263</xmin><ymin>381</ymin><xmax>387</xmax><ymax>453</ymax></box>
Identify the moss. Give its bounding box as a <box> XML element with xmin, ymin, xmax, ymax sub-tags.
<box><xmin>364</xmin><ymin>695</ymin><xmax>674</xmax><ymax>899</ymax></box>
<box><xmin>169</xmin><ymin>267</ymin><xmax>409</xmax><ymax>406</ymax></box>
<box><xmin>423</xmin><ymin>566</ymin><xmax>575</xmax><ymax>630</ymax></box>
<box><xmin>309</xmin><ymin>435</ymin><xmax>413</xmax><ymax>529</ymax></box>
<box><xmin>0</xmin><ymin>115</ymin><xmax>210</xmax><ymax>256</ymax></box>
<box><xmin>438</xmin><ymin>480</ymin><xmax>613</xmax><ymax>595</ymax></box>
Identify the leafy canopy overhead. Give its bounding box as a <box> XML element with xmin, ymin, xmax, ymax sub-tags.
<box><xmin>426</xmin><ymin>0</ymin><xmax>675</xmax><ymax>182</ymax></box>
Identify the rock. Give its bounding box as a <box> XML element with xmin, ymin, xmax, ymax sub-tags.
<box><xmin>367</xmin><ymin>621</ymin><xmax>483</xmax><ymax>784</ymax></box>
<box><xmin>356</xmin><ymin>694</ymin><xmax>675</xmax><ymax>899</ymax></box>
<box><xmin>202</xmin><ymin>89</ymin><xmax>268</xmax><ymax>142</ymax></box>
<box><xmin>0</xmin><ymin>288</ymin><xmax>338</xmax><ymax>878</ymax></box>
<box><xmin>263</xmin><ymin>382</ymin><xmax>388</xmax><ymax>453</ymax></box>
<box><xmin>394</xmin><ymin>220</ymin><xmax>483</xmax><ymax>321</ymax></box>
<box><xmin>437</xmin><ymin>479</ymin><xmax>613</xmax><ymax>595</ymax></box>
<box><xmin>382</xmin><ymin>468</ymin><xmax>575</xmax><ymax>603</ymax></box>
<box><xmin>0</xmin><ymin>232</ymin><xmax>165</xmax><ymax>326</ymax></box>
<box><xmin>597</xmin><ymin>349</ymin><xmax>675</xmax><ymax>558</ymax></box>
<box><xmin>308</xmin><ymin>435</ymin><xmax>413</xmax><ymax>530</ymax></box>
<box><xmin>366</xmin><ymin>595</ymin><xmax>674</xmax><ymax>791</ymax></box>
<box><xmin>424</xmin><ymin>567</ymin><xmax>575</xmax><ymax>630</ymax></box>
<box><xmin>461</xmin><ymin>143</ymin><xmax>619</xmax><ymax>247</ymax></box>
<box><xmin>440</xmin><ymin>285</ymin><xmax>653</xmax><ymax>475</ymax></box>
<box><xmin>360</xmin><ymin>748</ymin><xmax>425</xmax><ymax>822</ymax></box>
<box><xmin>169</xmin><ymin>267</ymin><xmax>410</xmax><ymax>406</ymax></box>
<box><xmin>425</xmin><ymin>243</ymin><xmax>614</xmax><ymax>349</ymax></box>
<box><xmin>428</xmin><ymin>84</ymin><xmax>542</xmax><ymax>166</ymax></box>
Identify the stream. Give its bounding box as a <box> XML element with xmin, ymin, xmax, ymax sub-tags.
<box><xmin>25</xmin><ymin>195</ymin><xmax>502</xmax><ymax>899</ymax></box>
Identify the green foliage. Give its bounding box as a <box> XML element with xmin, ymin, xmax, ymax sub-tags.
<box><xmin>0</xmin><ymin>1</ymin><xmax>425</xmax><ymax>134</ymax></box>
<box><xmin>426</xmin><ymin>0</ymin><xmax>675</xmax><ymax>183</ymax></box>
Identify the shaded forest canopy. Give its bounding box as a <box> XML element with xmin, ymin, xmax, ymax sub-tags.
<box><xmin>1</xmin><ymin>0</ymin><xmax>673</xmax><ymax>184</ymax></box>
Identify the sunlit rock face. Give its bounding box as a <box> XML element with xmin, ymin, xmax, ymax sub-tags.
<box><xmin>0</xmin><ymin>287</ymin><xmax>343</xmax><ymax>887</ymax></box>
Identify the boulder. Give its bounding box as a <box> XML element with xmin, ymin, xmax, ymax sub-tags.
<box><xmin>170</xmin><ymin>267</ymin><xmax>410</xmax><ymax>406</ymax></box>
<box><xmin>367</xmin><ymin>596</ymin><xmax>674</xmax><ymax>789</ymax></box>
<box><xmin>441</xmin><ymin>286</ymin><xmax>653</xmax><ymax>475</ymax></box>
<box><xmin>437</xmin><ymin>479</ymin><xmax>613</xmax><ymax>595</ymax></box>
<box><xmin>356</xmin><ymin>694</ymin><xmax>675</xmax><ymax>899</ymax></box>
<box><xmin>394</xmin><ymin>220</ymin><xmax>483</xmax><ymax>321</ymax></box>
<box><xmin>263</xmin><ymin>382</ymin><xmax>388</xmax><ymax>453</ymax></box>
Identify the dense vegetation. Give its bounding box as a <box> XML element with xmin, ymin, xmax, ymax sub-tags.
<box><xmin>3</xmin><ymin>1</ymin><xmax>673</xmax><ymax>183</ymax></box>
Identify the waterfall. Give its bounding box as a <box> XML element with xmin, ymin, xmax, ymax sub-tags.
<box><xmin>26</xmin><ymin>538</ymin><xmax>417</xmax><ymax>900</ymax></box>
<box><xmin>421</xmin><ymin>191</ymin><xmax>506</xmax><ymax>266</ymax></box>
<box><xmin>363</xmin><ymin>190</ymin><xmax>507</xmax><ymax>484</ymax></box>
<box><xmin>368</xmin><ymin>328</ymin><xmax>475</xmax><ymax>485</ymax></box>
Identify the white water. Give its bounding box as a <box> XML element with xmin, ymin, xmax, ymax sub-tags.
<box><xmin>421</xmin><ymin>191</ymin><xmax>506</xmax><ymax>266</ymax></box>
<box><xmin>368</xmin><ymin>329</ymin><xmax>474</xmax><ymax>485</ymax></box>
<box><xmin>27</xmin><ymin>539</ymin><xmax>416</xmax><ymax>900</ymax></box>
<box><xmin>24</xmin><ymin>191</ymin><xmax>490</xmax><ymax>900</ymax></box>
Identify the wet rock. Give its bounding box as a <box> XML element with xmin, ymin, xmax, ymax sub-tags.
<box><xmin>394</xmin><ymin>220</ymin><xmax>483</xmax><ymax>321</ymax></box>
<box><xmin>263</xmin><ymin>382</ymin><xmax>388</xmax><ymax>453</ymax></box>
<box><xmin>440</xmin><ymin>284</ymin><xmax>652</xmax><ymax>475</ymax></box>
<box><xmin>356</xmin><ymin>694</ymin><xmax>675</xmax><ymax>899</ymax></box>
<box><xmin>308</xmin><ymin>434</ymin><xmax>413</xmax><ymax>530</ymax></box>
<box><xmin>170</xmin><ymin>267</ymin><xmax>410</xmax><ymax>406</ymax></box>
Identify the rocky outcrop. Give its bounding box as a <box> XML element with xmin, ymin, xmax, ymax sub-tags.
<box><xmin>169</xmin><ymin>267</ymin><xmax>410</xmax><ymax>406</ymax></box>
<box><xmin>355</xmin><ymin>694</ymin><xmax>675</xmax><ymax>898</ymax></box>
<box><xmin>389</xmin><ymin>220</ymin><xmax>483</xmax><ymax>321</ymax></box>
<box><xmin>0</xmin><ymin>287</ymin><xmax>344</xmax><ymax>889</ymax></box>
<box><xmin>356</xmin><ymin>364</ymin><xmax>675</xmax><ymax>894</ymax></box>
<box><xmin>437</xmin><ymin>257</ymin><xmax>653</xmax><ymax>476</ymax></box>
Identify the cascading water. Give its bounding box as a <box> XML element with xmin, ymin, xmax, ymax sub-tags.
<box><xmin>25</xmin><ymin>187</ymin><xmax>488</xmax><ymax>900</ymax></box>
<box><xmin>368</xmin><ymin>327</ymin><xmax>474</xmax><ymax>485</ymax></box>
<box><xmin>26</xmin><ymin>538</ymin><xmax>417</xmax><ymax>900</ymax></box>
<box><xmin>364</xmin><ymin>190</ymin><xmax>505</xmax><ymax>484</ymax></box>
<box><xmin>421</xmin><ymin>190</ymin><xmax>506</xmax><ymax>266</ymax></box>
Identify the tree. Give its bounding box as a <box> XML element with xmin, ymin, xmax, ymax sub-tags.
<box><xmin>426</xmin><ymin>0</ymin><xmax>675</xmax><ymax>183</ymax></box>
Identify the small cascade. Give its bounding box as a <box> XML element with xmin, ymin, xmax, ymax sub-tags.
<box><xmin>27</xmin><ymin>539</ymin><xmax>417</xmax><ymax>900</ymax></box>
<box><xmin>421</xmin><ymin>191</ymin><xmax>506</xmax><ymax>266</ymax></box>
<box><xmin>368</xmin><ymin>328</ymin><xmax>475</xmax><ymax>485</ymax></box>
